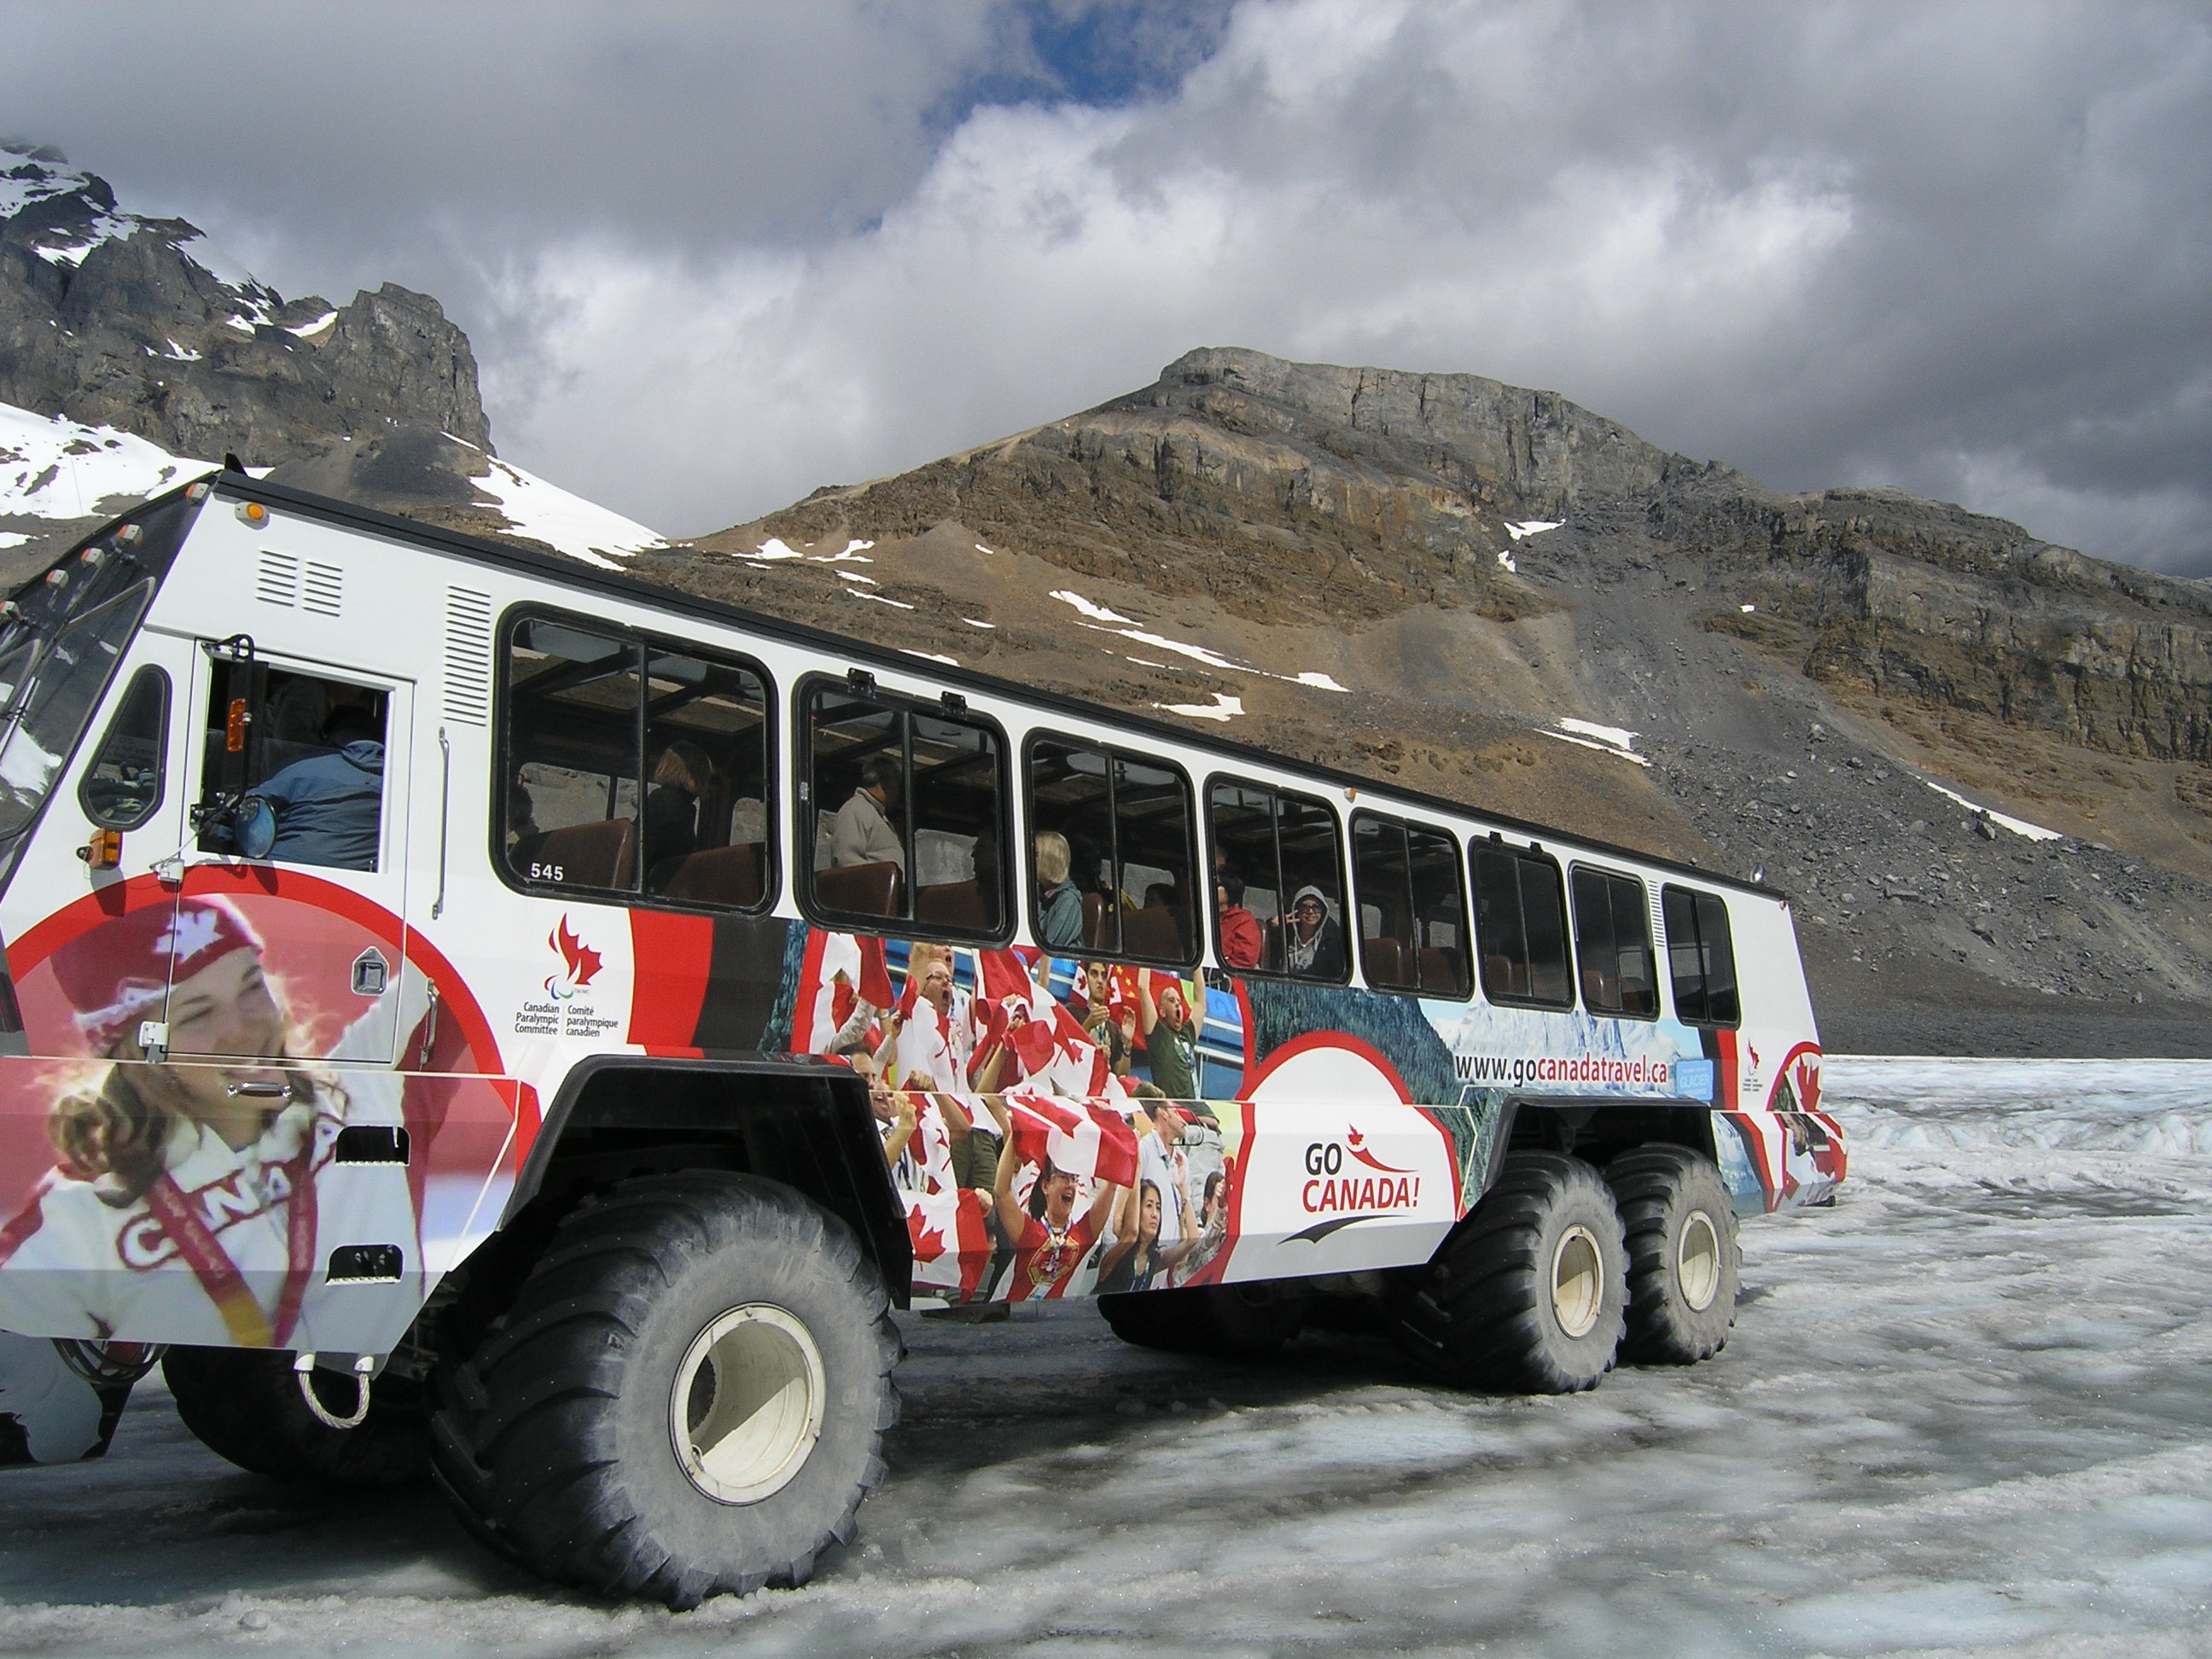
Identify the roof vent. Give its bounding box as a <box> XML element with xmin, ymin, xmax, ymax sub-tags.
<box><xmin>302</xmin><ymin>560</ymin><xmax>343</xmax><ymax>618</ymax></box>
<box><xmin>255</xmin><ymin>550</ymin><xmax>300</xmax><ymax>608</ymax></box>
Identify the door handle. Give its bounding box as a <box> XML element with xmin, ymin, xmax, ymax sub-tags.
<box><xmin>225</xmin><ymin>1080</ymin><xmax>291</xmax><ymax>1099</ymax></box>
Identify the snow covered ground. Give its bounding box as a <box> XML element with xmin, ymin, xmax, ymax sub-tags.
<box><xmin>3</xmin><ymin>1059</ymin><xmax>2209</xmax><ymax>1657</ymax></box>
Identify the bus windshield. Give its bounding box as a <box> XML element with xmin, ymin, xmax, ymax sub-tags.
<box><xmin>0</xmin><ymin>486</ymin><xmax>203</xmax><ymax>859</ymax></box>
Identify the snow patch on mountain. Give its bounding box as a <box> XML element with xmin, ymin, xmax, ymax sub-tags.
<box><xmin>1922</xmin><ymin>780</ymin><xmax>2064</xmax><ymax>843</ymax></box>
<box><xmin>472</xmin><ymin>457</ymin><xmax>667</xmax><ymax>568</ymax></box>
<box><xmin>1545</xmin><ymin>718</ymin><xmax>1650</xmax><ymax>767</ymax></box>
<box><xmin>0</xmin><ymin>399</ymin><xmax>211</xmax><ymax>521</ymax></box>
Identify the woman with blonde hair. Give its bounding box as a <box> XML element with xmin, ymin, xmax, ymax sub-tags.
<box><xmin>1033</xmin><ymin>830</ymin><xmax>1084</xmax><ymax>949</ymax></box>
<box><xmin>0</xmin><ymin>895</ymin><xmax>436</xmax><ymax>1486</ymax></box>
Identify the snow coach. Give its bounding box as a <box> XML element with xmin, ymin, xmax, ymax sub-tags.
<box><xmin>0</xmin><ymin>474</ymin><xmax>1840</xmax><ymax>1604</ymax></box>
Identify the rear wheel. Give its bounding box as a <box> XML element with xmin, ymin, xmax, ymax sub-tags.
<box><xmin>428</xmin><ymin>1173</ymin><xmax>900</xmax><ymax>1609</ymax></box>
<box><xmin>1097</xmin><ymin>1282</ymin><xmax>1306</xmax><ymax>1358</ymax></box>
<box><xmin>1606</xmin><ymin>1145</ymin><xmax>1740</xmax><ymax>1364</ymax></box>
<box><xmin>163</xmin><ymin>1346</ymin><xmax>428</xmax><ymax>1490</ymax></box>
<box><xmin>1394</xmin><ymin>1151</ymin><xmax>1627</xmax><ymax>1394</ymax></box>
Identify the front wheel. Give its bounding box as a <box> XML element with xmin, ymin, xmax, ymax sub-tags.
<box><xmin>1394</xmin><ymin>1152</ymin><xmax>1627</xmax><ymax>1394</ymax></box>
<box><xmin>428</xmin><ymin>1173</ymin><xmax>900</xmax><ymax>1609</ymax></box>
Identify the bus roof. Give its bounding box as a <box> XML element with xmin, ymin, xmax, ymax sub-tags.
<box><xmin>189</xmin><ymin>469</ymin><xmax>1779</xmax><ymax>905</ymax></box>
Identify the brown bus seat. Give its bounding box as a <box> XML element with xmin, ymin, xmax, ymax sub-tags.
<box><xmin>1418</xmin><ymin>945</ymin><xmax>1465</xmax><ymax>994</ymax></box>
<box><xmin>916</xmin><ymin>878</ymin><xmax>990</xmax><ymax>932</ymax></box>
<box><xmin>514</xmin><ymin>818</ymin><xmax>637</xmax><ymax>890</ymax></box>
<box><xmin>1081</xmin><ymin>892</ymin><xmax>1109</xmax><ymax>950</ymax></box>
<box><xmin>1581</xmin><ymin>964</ymin><xmax>1618</xmax><ymax>1010</ymax></box>
<box><xmin>648</xmin><ymin>843</ymin><xmax>765</xmax><ymax>908</ymax></box>
<box><xmin>815</xmin><ymin>860</ymin><xmax>901</xmax><ymax>917</ymax></box>
<box><xmin>1362</xmin><ymin>935</ymin><xmax>1415</xmax><ymax>990</ymax></box>
<box><xmin>1120</xmin><ymin>904</ymin><xmax>1185</xmax><ymax>963</ymax></box>
<box><xmin>1484</xmin><ymin>953</ymin><xmax>1529</xmax><ymax>999</ymax></box>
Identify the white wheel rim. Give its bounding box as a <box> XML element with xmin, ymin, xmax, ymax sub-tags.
<box><xmin>1677</xmin><ymin>1211</ymin><xmax>1722</xmax><ymax>1313</ymax></box>
<box><xmin>669</xmin><ymin>1304</ymin><xmax>825</xmax><ymax>1506</ymax></box>
<box><xmin>1551</xmin><ymin>1224</ymin><xmax>1604</xmax><ymax>1339</ymax></box>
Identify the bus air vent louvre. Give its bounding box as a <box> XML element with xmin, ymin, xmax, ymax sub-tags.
<box><xmin>442</xmin><ymin>586</ymin><xmax>494</xmax><ymax>725</ymax></box>
<box><xmin>254</xmin><ymin>550</ymin><xmax>300</xmax><ymax>608</ymax></box>
<box><xmin>301</xmin><ymin>561</ymin><xmax>344</xmax><ymax>618</ymax></box>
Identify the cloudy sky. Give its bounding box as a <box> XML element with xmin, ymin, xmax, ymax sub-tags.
<box><xmin>6</xmin><ymin>1</ymin><xmax>2209</xmax><ymax>573</ymax></box>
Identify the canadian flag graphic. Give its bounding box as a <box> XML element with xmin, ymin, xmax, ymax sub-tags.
<box><xmin>1004</xmin><ymin>1090</ymin><xmax>1140</xmax><ymax>1188</ymax></box>
<box><xmin>906</xmin><ymin>1182</ymin><xmax>991</xmax><ymax>1300</ymax></box>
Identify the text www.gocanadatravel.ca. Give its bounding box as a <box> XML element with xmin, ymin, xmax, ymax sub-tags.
<box><xmin>1453</xmin><ymin>1053</ymin><xmax>1674</xmax><ymax>1087</ymax></box>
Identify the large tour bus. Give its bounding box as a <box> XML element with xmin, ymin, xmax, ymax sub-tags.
<box><xmin>0</xmin><ymin>472</ymin><xmax>1841</xmax><ymax>1604</ymax></box>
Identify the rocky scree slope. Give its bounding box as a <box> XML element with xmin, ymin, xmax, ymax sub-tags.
<box><xmin>0</xmin><ymin>143</ymin><xmax>654</xmax><ymax>579</ymax></box>
<box><xmin>672</xmin><ymin>347</ymin><xmax>2212</xmax><ymax>1056</ymax></box>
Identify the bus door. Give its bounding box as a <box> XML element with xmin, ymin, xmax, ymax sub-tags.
<box><xmin>162</xmin><ymin>637</ymin><xmax>414</xmax><ymax>1068</ymax></box>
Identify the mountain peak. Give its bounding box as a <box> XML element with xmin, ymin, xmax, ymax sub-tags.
<box><xmin>1</xmin><ymin>143</ymin><xmax>492</xmax><ymax>482</ymax></box>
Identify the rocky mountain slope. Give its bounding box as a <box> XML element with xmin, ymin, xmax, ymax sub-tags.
<box><xmin>0</xmin><ymin>142</ymin><xmax>659</xmax><ymax>579</ymax></box>
<box><xmin>4</xmin><ymin>143</ymin><xmax>2205</xmax><ymax>1055</ymax></box>
<box><xmin>677</xmin><ymin>349</ymin><xmax>2212</xmax><ymax>1057</ymax></box>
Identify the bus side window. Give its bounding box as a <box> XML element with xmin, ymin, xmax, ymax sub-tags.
<box><xmin>1026</xmin><ymin>737</ymin><xmax>1197</xmax><ymax>963</ymax></box>
<box><xmin>1352</xmin><ymin>812</ymin><xmax>1470</xmax><ymax>998</ymax></box>
<box><xmin>1662</xmin><ymin>885</ymin><xmax>1741</xmax><ymax>1026</ymax></box>
<box><xmin>78</xmin><ymin>665</ymin><xmax>169</xmax><ymax>830</ymax></box>
<box><xmin>1570</xmin><ymin>866</ymin><xmax>1657</xmax><ymax>1017</ymax></box>
<box><xmin>802</xmin><ymin>682</ymin><xmax>1008</xmax><ymax>939</ymax></box>
<box><xmin>1471</xmin><ymin>843</ymin><xmax>1573</xmax><ymax>1007</ymax></box>
<box><xmin>503</xmin><ymin>619</ymin><xmax>643</xmax><ymax>894</ymax></box>
<box><xmin>1208</xmin><ymin>779</ymin><xmax>1348</xmax><ymax>981</ymax></box>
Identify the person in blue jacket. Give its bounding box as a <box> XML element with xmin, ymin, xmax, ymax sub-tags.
<box><xmin>253</xmin><ymin>705</ymin><xmax>384</xmax><ymax>871</ymax></box>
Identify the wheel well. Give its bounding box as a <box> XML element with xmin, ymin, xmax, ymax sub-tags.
<box><xmin>435</xmin><ymin>1061</ymin><xmax>911</xmax><ymax>1361</ymax></box>
<box><xmin>1502</xmin><ymin>1100</ymin><xmax>1715</xmax><ymax>1173</ymax></box>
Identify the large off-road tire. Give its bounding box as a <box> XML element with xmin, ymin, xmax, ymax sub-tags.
<box><xmin>1606</xmin><ymin>1144</ymin><xmax>1740</xmax><ymax>1365</ymax></box>
<box><xmin>1097</xmin><ymin>1281</ymin><xmax>1306</xmax><ymax>1358</ymax></box>
<box><xmin>163</xmin><ymin>1345</ymin><xmax>429</xmax><ymax>1490</ymax></box>
<box><xmin>1394</xmin><ymin>1151</ymin><xmax>1627</xmax><ymax>1394</ymax></box>
<box><xmin>428</xmin><ymin>1173</ymin><xmax>899</xmax><ymax>1610</ymax></box>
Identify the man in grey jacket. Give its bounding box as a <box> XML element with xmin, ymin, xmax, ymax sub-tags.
<box><xmin>830</xmin><ymin>754</ymin><xmax>905</xmax><ymax>870</ymax></box>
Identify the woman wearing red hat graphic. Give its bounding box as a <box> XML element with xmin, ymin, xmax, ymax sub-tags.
<box><xmin>0</xmin><ymin>895</ymin><xmax>431</xmax><ymax>1355</ymax></box>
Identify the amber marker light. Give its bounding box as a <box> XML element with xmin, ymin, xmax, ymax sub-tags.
<box><xmin>78</xmin><ymin>830</ymin><xmax>121</xmax><ymax>869</ymax></box>
<box><xmin>236</xmin><ymin>500</ymin><xmax>269</xmax><ymax>527</ymax></box>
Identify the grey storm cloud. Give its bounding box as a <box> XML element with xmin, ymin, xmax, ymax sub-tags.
<box><xmin>3</xmin><ymin>0</ymin><xmax>2208</xmax><ymax>576</ymax></box>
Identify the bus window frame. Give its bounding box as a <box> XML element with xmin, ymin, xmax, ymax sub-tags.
<box><xmin>794</xmin><ymin>670</ymin><xmax>1015</xmax><ymax>946</ymax></box>
<box><xmin>1021</xmin><ymin>728</ymin><xmax>1201</xmax><ymax>969</ymax></box>
<box><xmin>1567</xmin><ymin>860</ymin><xmax>1660</xmax><ymax>1022</ymax></box>
<box><xmin>1661</xmin><ymin>882</ymin><xmax>1742</xmax><ymax>1029</ymax></box>
<box><xmin>1470</xmin><ymin>837</ymin><xmax>1577</xmax><ymax>1011</ymax></box>
<box><xmin>1203</xmin><ymin>771</ymin><xmax>1352</xmax><ymax>987</ymax></box>
<box><xmin>491</xmin><ymin>602</ymin><xmax>781</xmax><ymax>917</ymax></box>
<box><xmin>1348</xmin><ymin>806</ymin><xmax>1472</xmax><ymax>1003</ymax></box>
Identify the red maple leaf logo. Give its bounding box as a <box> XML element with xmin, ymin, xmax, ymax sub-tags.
<box><xmin>550</xmin><ymin>917</ymin><xmax>602</xmax><ymax>987</ymax></box>
<box><xmin>908</xmin><ymin>1215</ymin><xmax>947</xmax><ymax>1260</ymax></box>
<box><xmin>1346</xmin><ymin>1126</ymin><xmax>1366</xmax><ymax>1150</ymax></box>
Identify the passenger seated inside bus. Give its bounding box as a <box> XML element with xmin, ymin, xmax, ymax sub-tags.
<box><xmin>1034</xmin><ymin>830</ymin><xmax>1084</xmax><ymax>948</ymax></box>
<box><xmin>255</xmin><ymin>703</ymin><xmax>385</xmax><ymax>872</ymax></box>
<box><xmin>1216</xmin><ymin>872</ymin><xmax>1263</xmax><ymax>969</ymax></box>
<box><xmin>642</xmin><ymin>739</ymin><xmax>713</xmax><ymax>866</ymax></box>
<box><xmin>1269</xmin><ymin>886</ymin><xmax>1347</xmax><ymax>978</ymax></box>
<box><xmin>831</xmin><ymin>754</ymin><xmax>904</xmax><ymax>871</ymax></box>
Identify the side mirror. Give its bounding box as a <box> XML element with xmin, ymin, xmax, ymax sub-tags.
<box><xmin>233</xmin><ymin>797</ymin><xmax>276</xmax><ymax>860</ymax></box>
